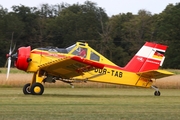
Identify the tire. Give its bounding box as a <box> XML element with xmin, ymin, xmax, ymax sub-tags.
<box><xmin>23</xmin><ymin>83</ymin><xmax>31</xmax><ymax>95</ymax></box>
<box><xmin>31</xmin><ymin>83</ymin><xmax>44</xmax><ymax>95</ymax></box>
<box><xmin>154</xmin><ymin>91</ymin><xmax>161</xmax><ymax>96</ymax></box>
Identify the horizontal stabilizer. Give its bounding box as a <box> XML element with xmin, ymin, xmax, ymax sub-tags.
<box><xmin>137</xmin><ymin>70</ymin><xmax>174</xmax><ymax>79</ymax></box>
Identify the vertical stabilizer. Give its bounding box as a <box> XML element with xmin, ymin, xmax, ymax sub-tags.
<box><xmin>124</xmin><ymin>42</ymin><xmax>167</xmax><ymax>72</ymax></box>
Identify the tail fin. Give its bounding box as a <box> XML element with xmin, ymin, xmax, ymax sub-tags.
<box><xmin>124</xmin><ymin>42</ymin><xmax>167</xmax><ymax>72</ymax></box>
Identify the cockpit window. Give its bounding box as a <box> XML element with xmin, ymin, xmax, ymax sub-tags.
<box><xmin>90</xmin><ymin>51</ymin><xmax>100</xmax><ymax>61</ymax></box>
<box><xmin>66</xmin><ymin>44</ymin><xmax>76</xmax><ymax>53</ymax></box>
<box><xmin>72</xmin><ymin>47</ymin><xmax>87</xmax><ymax>58</ymax></box>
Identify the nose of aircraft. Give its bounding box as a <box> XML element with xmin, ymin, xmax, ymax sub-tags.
<box><xmin>6</xmin><ymin>46</ymin><xmax>31</xmax><ymax>79</ymax></box>
<box><xmin>14</xmin><ymin>46</ymin><xmax>31</xmax><ymax>71</ymax></box>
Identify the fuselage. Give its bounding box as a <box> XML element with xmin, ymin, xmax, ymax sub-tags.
<box><xmin>24</xmin><ymin>42</ymin><xmax>152</xmax><ymax>88</ymax></box>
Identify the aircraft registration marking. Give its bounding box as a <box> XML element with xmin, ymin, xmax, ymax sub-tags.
<box><xmin>94</xmin><ymin>68</ymin><xmax>123</xmax><ymax>78</ymax></box>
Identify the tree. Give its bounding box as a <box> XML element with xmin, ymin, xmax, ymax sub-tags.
<box><xmin>53</xmin><ymin>1</ymin><xmax>108</xmax><ymax>47</ymax></box>
<box><xmin>0</xmin><ymin>6</ymin><xmax>24</xmax><ymax>67</ymax></box>
<box><xmin>106</xmin><ymin>13</ymin><xmax>135</xmax><ymax>66</ymax></box>
<box><xmin>155</xmin><ymin>3</ymin><xmax>180</xmax><ymax>68</ymax></box>
<box><xmin>11</xmin><ymin>5</ymin><xmax>42</xmax><ymax>48</ymax></box>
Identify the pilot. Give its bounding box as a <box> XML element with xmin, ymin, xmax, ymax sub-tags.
<box><xmin>78</xmin><ymin>48</ymin><xmax>87</xmax><ymax>58</ymax></box>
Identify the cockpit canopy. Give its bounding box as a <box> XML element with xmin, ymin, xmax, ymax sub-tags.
<box><xmin>36</xmin><ymin>42</ymin><xmax>115</xmax><ymax>65</ymax></box>
<box><xmin>37</xmin><ymin>47</ymin><xmax>68</xmax><ymax>53</ymax></box>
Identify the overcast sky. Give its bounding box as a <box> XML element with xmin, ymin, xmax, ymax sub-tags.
<box><xmin>0</xmin><ymin>0</ymin><xmax>179</xmax><ymax>16</ymax></box>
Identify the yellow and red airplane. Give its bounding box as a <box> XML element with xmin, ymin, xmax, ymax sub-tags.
<box><xmin>6</xmin><ymin>41</ymin><xmax>174</xmax><ymax>96</ymax></box>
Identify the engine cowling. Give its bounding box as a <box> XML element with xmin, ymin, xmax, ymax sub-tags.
<box><xmin>14</xmin><ymin>46</ymin><xmax>31</xmax><ymax>71</ymax></box>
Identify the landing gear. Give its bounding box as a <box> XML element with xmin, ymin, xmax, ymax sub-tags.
<box><xmin>23</xmin><ymin>83</ymin><xmax>31</xmax><ymax>95</ymax></box>
<box><xmin>151</xmin><ymin>85</ymin><xmax>161</xmax><ymax>96</ymax></box>
<box><xmin>23</xmin><ymin>82</ymin><xmax>44</xmax><ymax>95</ymax></box>
<box><xmin>154</xmin><ymin>91</ymin><xmax>161</xmax><ymax>96</ymax></box>
<box><xmin>31</xmin><ymin>83</ymin><xmax>44</xmax><ymax>95</ymax></box>
<box><xmin>22</xmin><ymin>70</ymin><xmax>46</xmax><ymax>95</ymax></box>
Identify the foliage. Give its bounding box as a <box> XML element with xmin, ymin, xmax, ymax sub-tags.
<box><xmin>0</xmin><ymin>2</ymin><xmax>180</xmax><ymax>68</ymax></box>
<box><xmin>155</xmin><ymin>3</ymin><xmax>180</xmax><ymax>68</ymax></box>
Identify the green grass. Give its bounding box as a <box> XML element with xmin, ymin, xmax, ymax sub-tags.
<box><xmin>0</xmin><ymin>88</ymin><xmax>180</xmax><ymax>120</ymax></box>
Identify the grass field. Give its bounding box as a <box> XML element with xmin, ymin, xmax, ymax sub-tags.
<box><xmin>1</xmin><ymin>88</ymin><xmax>180</xmax><ymax>120</ymax></box>
<box><xmin>1</xmin><ymin>68</ymin><xmax>180</xmax><ymax>119</ymax></box>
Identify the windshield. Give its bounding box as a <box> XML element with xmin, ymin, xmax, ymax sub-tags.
<box><xmin>66</xmin><ymin>44</ymin><xmax>76</xmax><ymax>53</ymax></box>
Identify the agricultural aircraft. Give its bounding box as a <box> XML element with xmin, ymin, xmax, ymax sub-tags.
<box><xmin>6</xmin><ymin>41</ymin><xmax>174</xmax><ymax>96</ymax></box>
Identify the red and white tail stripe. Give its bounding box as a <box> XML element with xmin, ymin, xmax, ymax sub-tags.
<box><xmin>124</xmin><ymin>42</ymin><xmax>167</xmax><ymax>72</ymax></box>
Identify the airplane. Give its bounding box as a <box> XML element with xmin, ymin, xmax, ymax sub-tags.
<box><xmin>6</xmin><ymin>41</ymin><xmax>174</xmax><ymax>96</ymax></box>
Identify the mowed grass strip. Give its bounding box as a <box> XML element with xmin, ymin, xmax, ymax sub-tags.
<box><xmin>0</xmin><ymin>88</ymin><xmax>180</xmax><ymax>120</ymax></box>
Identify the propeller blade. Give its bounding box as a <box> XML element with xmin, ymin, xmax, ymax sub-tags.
<box><xmin>11</xmin><ymin>43</ymin><xmax>16</xmax><ymax>54</ymax></box>
<box><xmin>6</xmin><ymin>57</ymin><xmax>11</xmax><ymax>80</ymax></box>
<box><xmin>4</xmin><ymin>59</ymin><xmax>8</xmax><ymax>68</ymax></box>
<box><xmin>9</xmin><ymin>47</ymin><xmax>12</xmax><ymax>55</ymax></box>
<box><xmin>8</xmin><ymin>32</ymin><xmax>14</xmax><ymax>55</ymax></box>
<box><xmin>6</xmin><ymin>32</ymin><xmax>15</xmax><ymax>80</ymax></box>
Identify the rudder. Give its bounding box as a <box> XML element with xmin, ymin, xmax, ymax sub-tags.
<box><xmin>124</xmin><ymin>42</ymin><xmax>167</xmax><ymax>72</ymax></box>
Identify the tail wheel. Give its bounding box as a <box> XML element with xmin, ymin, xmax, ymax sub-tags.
<box><xmin>154</xmin><ymin>91</ymin><xmax>161</xmax><ymax>96</ymax></box>
<box><xmin>23</xmin><ymin>83</ymin><xmax>31</xmax><ymax>95</ymax></box>
<box><xmin>31</xmin><ymin>83</ymin><xmax>44</xmax><ymax>95</ymax></box>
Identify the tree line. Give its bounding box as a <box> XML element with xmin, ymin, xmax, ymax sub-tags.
<box><xmin>0</xmin><ymin>1</ymin><xmax>180</xmax><ymax>68</ymax></box>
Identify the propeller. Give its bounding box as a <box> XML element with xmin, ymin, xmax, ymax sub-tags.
<box><xmin>6</xmin><ymin>32</ymin><xmax>16</xmax><ymax>80</ymax></box>
<box><xmin>6</xmin><ymin>56</ymin><xmax>11</xmax><ymax>80</ymax></box>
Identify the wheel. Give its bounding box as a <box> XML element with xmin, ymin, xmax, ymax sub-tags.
<box><xmin>23</xmin><ymin>83</ymin><xmax>31</xmax><ymax>95</ymax></box>
<box><xmin>154</xmin><ymin>91</ymin><xmax>161</xmax><ymax>96</ymax></box>
<box><xmin>31</xmin><ymin>83</ymin><xmax>44</xmax><ymax>95</ymax></box>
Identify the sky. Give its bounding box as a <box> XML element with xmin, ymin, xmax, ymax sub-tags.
<box><xmin>0</xmin><ymin>0</ymin><xmax>179</xmax><ymax>16</ymax></box>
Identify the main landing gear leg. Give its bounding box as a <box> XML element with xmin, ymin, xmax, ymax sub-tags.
<box><xmin>151</xmin><ymin>85</ymin><xmax>161</xmax><ymax>96</ymax></box>
<box><xmin>23</xmin><ymin>70</ymin><xmax>45</xmax><ymax>95</ymax></box>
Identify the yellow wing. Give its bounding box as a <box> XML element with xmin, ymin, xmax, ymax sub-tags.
<box><xmin>137</xmin><ymin>70</ymin><xmax>174</xmax><ymax>79</ymax></box>
<box><xmin>38</xmin><ymin>56</ymin><xmax>104</xmax><ymax>79</ymax></box>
